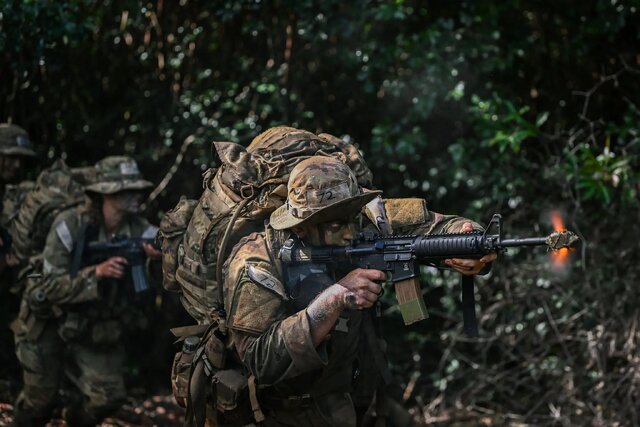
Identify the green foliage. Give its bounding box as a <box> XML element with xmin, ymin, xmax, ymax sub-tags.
<box><xmin>469</xmin><ymin>93</ymin><xmax>548</xmax><ymax>154</ymax></box>
<box><xmin>1</xmin><ymin>0</ymin><xmax>640</xmax><ymax>424</ymax></box>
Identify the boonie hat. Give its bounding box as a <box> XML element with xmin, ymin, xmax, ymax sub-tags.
<box><xmin>0</xmin><ymin>124</ymin><xmax>36</xmax><ymax>156</ymax></box>
<box><xmin>269</xmin><ymin>156</ymin><xmax>381</xmax><ymax>230</ymax></box>
<box><xmin>85</xmin><ymin>156</ymin><xmax>152</xmax><ymax>194</ymax></box>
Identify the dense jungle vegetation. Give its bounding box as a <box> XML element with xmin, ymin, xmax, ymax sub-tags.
<box><xmin>1</xmin><ymin>0</ymin><xmax>639</xmax><ymax>424</ymax></box>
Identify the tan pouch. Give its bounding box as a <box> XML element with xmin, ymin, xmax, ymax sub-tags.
<box><xmin>205</xmin><ymin>331</ymin><xmax>227</xmax><ymax>370</ymax></box>
<box><xmin>213</xmin><ymin>369</ymin><xmax>248</xmax><ymax>412</ymax></box>
<box><xmin>383</xmin><ymin>198</ymin><xmax>428</xmax><ymax>229</ymax></box>
<box><xmin>171</xmin><ymin>349</ymin><xmax>196</xmax><ymax>408</ymax></box>
<box><xmin>58</xmin><ymin>312</ymin><xmax>88</xmax><ymax>342</ymax></box>
<box><xmin>158</xmin><ymin>198</ymin><xmax>198</xmax><ymax>292</ymax></box>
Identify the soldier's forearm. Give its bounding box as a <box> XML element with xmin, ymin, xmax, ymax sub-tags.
<box><xmin>407</xmin><ymin>211</ymin><xmax>482</xmax><ymax>235</ymax></box>
<box><xmin>306</xmin><ymin>284</ymin><xmax>347</xmax><ymax>347</ymax></box>
<box><xmin>35</xmin><ymin>266</ymin><xmax>100</xmax><ymax>305</ymax></box>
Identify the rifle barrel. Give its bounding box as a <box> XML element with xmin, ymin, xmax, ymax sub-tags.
<box><xmin>500</xmin><ymin>237</ymin><xmax>548</xmax><ymax>247</ymax></box>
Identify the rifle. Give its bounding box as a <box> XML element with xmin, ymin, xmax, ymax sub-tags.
<box><xmin>279</xmin><ymin>214</ymin><xmax>579</xmax><ymax>336</ymax></box>
<box><xmin>72</xmin><ymin>235</ymin><xmax>158</xmax><ymax>293</ymax></box>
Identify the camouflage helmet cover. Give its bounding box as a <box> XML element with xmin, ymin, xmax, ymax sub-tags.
<box><xmin>0</xmin><ymin>123</ymin><xmax>36</xmax><ymax>156</ymax></box>
<box><xmin>269</xmin><ymin>156</ymin><xmax>381</xmax><ymax>230</ymax></box>
<box><xmin>84</xmin><ymin>155</ymin><xmax>152</xmax><ymax>194</ymax></box>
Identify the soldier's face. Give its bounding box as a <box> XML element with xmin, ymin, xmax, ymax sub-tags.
<box><xmin>0</xmin><ymin>155</ymin><xmax>23</xmax><ymax>181</ymax></box>
<box><xmin>110</xmin><ymin>190</ymin><xmax>144</xmax><ymax>214</ymax></box>
<box><xmin>294</xmin><ymin>216</ymin><xmax>360</xmax><ymax>246</ymax></box>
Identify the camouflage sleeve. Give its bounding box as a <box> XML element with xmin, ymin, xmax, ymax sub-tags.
<box><xmin>227</xmin><ymin>271</ymin><xmax>328</xmax><ymax>386</ymax></box>
<box><xmin>25</xmin><ymin>211</ymin><xmax>100</xmax><ymax>306</ymax></box>
<box><xmin>383</xmin><ymin>198</ymin><xmax>483</xmax><ymax>235</ymax></box>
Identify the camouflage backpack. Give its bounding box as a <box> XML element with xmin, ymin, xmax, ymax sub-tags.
<box><xmin>1</xmin><ymin>181</ymin><xmax>36</xmax><ymax>227</ymax></box>
<box><xmin>10</xmin><ymin>158</ymin><xmax>93</xmax><ymax>263</ymax></box>
<box><xmin>158</xmin><ymin>126</ymin><xmax>373</xmax><ymax>326</ymax></box>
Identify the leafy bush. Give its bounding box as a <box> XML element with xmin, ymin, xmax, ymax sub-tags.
<box><xmin>1</xmin><ymin>0</ymin><xmax>639</xmax><ymax>424</ymax></box>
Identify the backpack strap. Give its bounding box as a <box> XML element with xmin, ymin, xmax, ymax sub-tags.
<box><xmin>183</xmin><ymin>321</ymin><xmax>220</xmax><ymax>427</ymax></box>
<box><xmin>215</xmin><ymin>196</ymin><xmax>252</xmax><ymax>324</ymax></box>
<box><xmin>248</xmin><ymin>374</ymin><xmax>265</xmax><ymax>423</ymax></box>
<box><xmin>461</xmin><ymin>275</ymin><xmax>479</xmax><ymax>337</ymax></box>
<box><xmin>69</xmin><ymin>222</ymin><xmax>99</xmax><ymax>277</ymax></box>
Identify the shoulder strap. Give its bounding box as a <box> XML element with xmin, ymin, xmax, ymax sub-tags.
<box><xmin>461</xmin><ymin>275</ymin><xmax>479</xmax><ymax>337</ymax></box>
<box><xmin>362</xmin><ymin>310</ymin><xmax>393</xmax><ymax>387</ymax></box>
<box><xmin>215</xmin><ymin>196</ymin><xmax>252</xmax><ymax>320</ymax></box>
<box><xmin>69</xmin><ymin>221</ymin><xmax>99</xmax><ymax>277</ymax></box>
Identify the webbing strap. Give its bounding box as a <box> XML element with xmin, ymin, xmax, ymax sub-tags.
<box><xmin>183</xmin><ymin>322</ymin><xmax>221</xmax><ymax>427</ymax></box>
<box><xmin>248</xmin><ymin>374</ymin><xmax>265</xmax><ymax>423</ymax></box>
<box><xmin>185</xmin><ymin>358</ymin><xmax>207</xmax><ymax>427</ymax></box>
<box><xmin>461</xmin><ymin>275</ymin><xmax>479</xmax><ymax>337</ymax></box>
<box><xmin>362</xmin><ymin>311</ymin><xmax>393</xmax><ymax>386</ymax></box>
<box><xmin>363</xmin><ymin>310</ymin><xmax>390</xmax><ymax>426</ymax></box>
<box><xmin>215</xmin><ymin>197</ymin><xmax>252</xmax><ymax>315</ymax></box>
<box><xmin>69</xmin><ymin>223</ymin><xmax>89</xmax><ymax>277</ymax></box>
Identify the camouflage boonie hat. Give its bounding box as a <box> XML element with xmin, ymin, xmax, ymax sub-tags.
<box><xmin>0</xmin><ymin>123</ymin><xmax>35</xmax><ymax>156</ymax></box>
<box><xmin>84</xmin><ymin>156</ymin><xmax>152</xmax><ymax>194</ymax></box>
<box><xmin>269</xmin><ymin>156</ymin><xmax>381</xmax><ymax>230</ymax></box>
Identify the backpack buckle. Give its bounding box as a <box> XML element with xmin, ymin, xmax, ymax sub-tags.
<box><xmin>240</xmin><ymin>184</ymin><xmax>255</xmax><ymax>199</ymax></box>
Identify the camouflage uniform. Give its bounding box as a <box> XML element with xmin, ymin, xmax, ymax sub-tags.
<box><xmin>0</xmin><ymin>124</ymin><xmax>36</xmax><ymax>399</ymax></box>
<box><xmin>221</xmin><ymin>157</ymin><xmax>480</xmax><ymax>426</ymax></box>
<box><xmin>0</xmin><ymin>124</ymin><xmax>35</xmax><ymax>207</ymax></box>
<box><xmin>12</xmin><ymin>156</ymin><xmax>155</xmax><ymax>426</ymax></box>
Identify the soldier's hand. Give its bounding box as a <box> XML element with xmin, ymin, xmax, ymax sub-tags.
<box><xmin>337</xmin><ymin>268</ymin><xmax>385</xmax><ymax>310</ymax></box>
<box><xmin>143</xmin><ymin>243</ymin><xmax>162</xmax><ymax>260</ymax></box>
<box><xmin>95</xmin><ymin>256</ymin><xmax>128</xmax><ymax>280</ymax></box>
<box><xmin>445</xmin><ymin>222</ymin><xmax>497</xmax><ymax>275</ymax></box>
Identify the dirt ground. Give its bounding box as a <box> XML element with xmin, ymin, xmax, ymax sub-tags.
<box><xmin>0</xmin><ymin>395</ymin><xmax>184</xmax><ymax>427</ymax></box>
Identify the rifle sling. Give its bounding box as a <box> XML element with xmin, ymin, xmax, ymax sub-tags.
<box><xmin>362</xmin><ymin>310</ymin><xmax>393</xmax><ymax>386</ymax></box>
<box><xmin>461</xmin><ymin>275</ymin><xmax>479</xmax><ymax>337</ymax></box>
<box><xmin>70</xmin><ymin>223</ymin><xmax>90</xmax><ymax>278</ymax></box>
<box><xmin>215</xmin><ymin>197</ymin><xmax>252</xmax><ymax>315</ymax></box>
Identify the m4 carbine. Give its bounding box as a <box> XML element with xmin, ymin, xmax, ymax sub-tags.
<box><xmin>280</xmin><ymin>214</ymin><xmax>579</xmax><ymax>336</ymax></box>
<box><xmin>72</xmin><ymin>235</ymin><xmax>158</xmax><ymax>293</ymax></box>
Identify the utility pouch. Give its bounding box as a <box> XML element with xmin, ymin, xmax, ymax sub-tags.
<box><xmin>172</xmin><ymin>335</ymin><xmax>202</xmax><ymax>410</ymax></box>
<box><xmin>210</xmin><ymin>369</ymin><xmax>257</xmax><ymax>426</ymax></box>
<box><xmin>11</xmin><ymin>303</ymin><xmax>46</xmax><ymax>341</ymax></box>
<box><xmin>172</xmin><ymin>348</ymin><xmax>196</xmax><ymax>408</ymax></box>
<box><xmin>213</xmin><ymin>369</ymin><xmax>247</xmax><ymax>411</ymax></box>
<box><xmin>158</xmin><ymin>198</ymin><xmax>198</xmax><ymax>292</ymax></box>
<box><xmin>204</xmin><ymin>331</ymin><xmax>226</xmax><ymax>369</ymax></box>
<box><xmin>58</xmin><ymin>312</ymin><xmax>88</xmax><ymax>342</ymax></box>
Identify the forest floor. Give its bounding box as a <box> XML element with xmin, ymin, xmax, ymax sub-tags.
<box><xmin>0</xmin><ymin>394</ymin><xmax>184</xmax><ymax>427</ymax></box>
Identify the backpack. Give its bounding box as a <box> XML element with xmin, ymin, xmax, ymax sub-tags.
<box><xmin>10</xmin><ymin>158</ymin><xmax>91</xmax><ymax>263</ymax></box>
<box><xmin>158</xmin><ymin>126</ymin><xmax>373</xmax><ymax>325</ymax></box>
<box><xmin>1</xmin><ymin>181</ymin><xmax>36</xmax><ymax>227</ymax></box>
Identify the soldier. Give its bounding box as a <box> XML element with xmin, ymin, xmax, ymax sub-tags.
<box><xmin>214</xmin><ymin>156</ymin><xmax>497</xmax><ymax>426</ymax></box>
<box><xmin>11</xmin><ymin>156</ymin><xmax>161</xmax><ymax>426</ymax></box>
<box><xmin>0</xmin><ymin>123</ymin><xmax>36</xmax><ymax>402</ymax></box>
<box><xmin>0</xmin><ymin>123</ymin><xmax>36</xmax><ymax>270</ymax></box>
